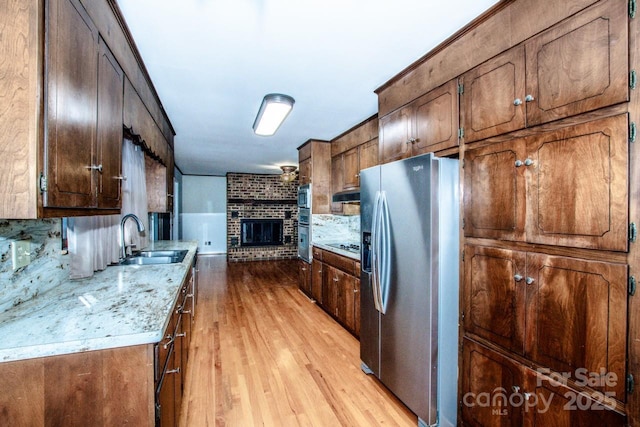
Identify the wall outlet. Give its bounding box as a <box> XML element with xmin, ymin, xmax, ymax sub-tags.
<box><xmin>11</xmin><ymin>240</ymin><xmax>31</xmax><ymax>270</ymax></box>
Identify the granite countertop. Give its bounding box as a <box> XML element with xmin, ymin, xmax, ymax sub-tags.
<box><xmin>0</xmin><ymin>240</ymin><xmax>198</xmax><ymax>363</ymax></box>
<box><xmin>312</xmin><ymin>241</ymin><xmax>360</xmax><ymax>261</ymax></box>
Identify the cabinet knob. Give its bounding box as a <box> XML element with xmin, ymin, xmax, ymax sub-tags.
<box><xmin>333</xmin><ymin>277</ymin><xmax>339</xmax><ymax>282</ymax></box>
<box><xmin>355</xmin><ymin>174</ymin><xmax>360</xmax><ymax>178</ymax></box>
<box><xmin>525</xmin><ymin>94</ymin><xmax>535</xmax><ymax>102</ymax></box>
<box><xmin>512</xmin><ymin>385</ymin><xmax>521</xmax><ymax>393</ymax></box>
<box><xmin>115</xmin><ymin>175</ymin><xmax>127</xmax><ymax>181</ymax></box>
<box><xmin>406</xmin><ymin>138</ymin><xmax>416</xmax><ymax>145</ymax></box>
<box><xmin>513</xmin><ymin>98</ymin><xmax>522</xmax><ymax>106</ymax></box>
<box><xmin>86</xmin><ymin>164</ymin><xmax>103</xmax><ymax>173</ymax></box>
<box><xmin>515</xmin><ymin>160</ymin><xmax>523</xmax><ymax>167</ymax></box>
<box><xmin>524</xmin><ymin>158</ymin><xmax>534</xmax><ymax>167</ymax></box>
<box><xmin>526</xmin><ymin>277</ymin><xmax>535</xmax><ymax>285</ymax></box>
<box><xmin>166</xmin><ymin>367</ymin><xmax>181</xmax><ymax>375</ymax></box>
<box><xmin>514</xmin><ymin>274</ymin><xmax>523</xmax><ymax>282</ymax></box>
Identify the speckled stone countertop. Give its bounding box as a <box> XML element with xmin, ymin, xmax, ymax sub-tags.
<box><xmin>0</xmin><ymin>240</ymin><xmax>198</xmax><ymax>363</ymax></box>
<box><xmin>312</xmin><ymin>241</ymin><xmax>360</xmax><ymax>261</ymax></box>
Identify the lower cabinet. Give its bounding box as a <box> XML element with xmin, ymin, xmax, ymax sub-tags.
<box><xmin>155</xmin><ymin>263</ymin><xmax>195</xmax><ymax>426</ymax></box>
<box><xmin>461</xmin><ymin>339</ymin><xmax>626</xmax><ymax>426</ymax></box>
<box><xmin>312</xmin><ymin>247</ymin><xmax>360</xmax><ymax>338</ymax></box>
<box><xmin>298</xmin><ymin>259</ymin><xmax>312</xmax><ymax>297</ymax></box>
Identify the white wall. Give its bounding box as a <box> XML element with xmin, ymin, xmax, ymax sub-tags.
<box><xmin>181</xmin><ymin>175</ymin><xmax>227</xmax><ymax>254</ymax></box>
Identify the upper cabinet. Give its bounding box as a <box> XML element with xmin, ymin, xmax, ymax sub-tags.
<box><xmin>297</xmin><ymin>139</ymin><xmax>331</xmax><ymax>214</ymax></box>
<box><xmin>464</xmin><ymin>114</ymin><xmax>628</xmax><ymax>252</ymax></box>
<box><xmin>330</xmin><ymin>115</ymin><xmax>378</xmax><ymax>213</ymax></box>
<box><xmin>379</xmin><ymin>79</ymin><xmax>458</xmax><ymax>164</ymax></box>
<box><xmin>460</xmin><ymin>0</ymin><xmax>628</xmax><ymax>143</ymax></box>
<box><xmin>0</xmin><ymin>0</ymin><xmax>174</xmax><ymax>218</ymax></box>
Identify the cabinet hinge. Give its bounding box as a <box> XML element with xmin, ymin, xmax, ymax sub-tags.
<box><xmin>631</xmin><ymin>122</ymin><xmax>637</xmax><ymax>143</ymax></box>
<box><xmin>458</xmin><ymin>128</ymin><xmax>464</xmax><ymax>139</ymax></box>
<box><xmin>630</xmin><ymin>0</ymin><xmax>637</xmax><ymax>18</ymax></box>
<box><xmin>462</xmin><ymin>219</ymin><xmax>465</xmax><ymax>230</ymax></box>
<box><xmin>630</xmin><ymin>276</ymin><xmax>637</xmax><ymax>296</ymax></box>
<box><xmin>631</xmin><ymin>222</ymin><xmax>637</xmax><ymax>242</ymax></box>
<box><xmin>39</xmin><ymin>173</ymin><xmax>48</xmax><ymax>192</ymax></box>
<box><xmin>628</xmin><ymin>374</ymin><xmax>635</xmax><ymax>394</ymax></box>
<box><xmin>457</xmin><ymin>83</ymin><xmax>464</xmax><ymax>94</ymax></box>
<box><xmin>631</xmin><ymin>70</ymin><xmax>637</xmax><ymax>89</ymax></box>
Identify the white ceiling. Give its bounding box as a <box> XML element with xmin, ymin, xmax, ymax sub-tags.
<box><xmin>116</xmin><ymin>0</ymin><xmax>499</xmax><ymax>176</ymax></box>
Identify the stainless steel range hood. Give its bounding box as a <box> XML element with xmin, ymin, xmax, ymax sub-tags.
<box><xmin>332</xmin><ymin>189</ymin><xmax>360</xmax><ymax>203</ymax></box>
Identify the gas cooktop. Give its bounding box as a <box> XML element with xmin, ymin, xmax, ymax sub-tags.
<box><xmin>325</xmin><ymin>243</ymin><xmax>360</xmax><ymax>254</ymax></box>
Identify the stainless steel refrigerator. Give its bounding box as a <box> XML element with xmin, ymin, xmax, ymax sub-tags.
<box><xmin>360</xmin><ymin>153</ymin><xmax>459</xmax><ymax>427</ymax></box>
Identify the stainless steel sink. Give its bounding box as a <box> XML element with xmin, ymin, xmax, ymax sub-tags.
<box><xmin>119</xmin><ymin>249</ymin><xmax>188</xmax><ymax>265</ymax></box>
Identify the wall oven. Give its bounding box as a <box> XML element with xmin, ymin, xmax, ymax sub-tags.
<box><xmin>298</xmin><ymin>206</ymin><xmax>311</xmax><ymax>262</ymax></box>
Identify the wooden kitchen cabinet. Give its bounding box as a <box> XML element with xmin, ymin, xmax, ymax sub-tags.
<box><xmin>45</xmin><ymin>0</ymin><xmax>124</xmax><ymax>211</ymax></box>
<box><xmin>460</xmin><ymin>0</ymin><xmax>628</xmax><ymax>143</ymax></box>
<box><xmin>297</xmin><ymin>139</ymin><xmax>331</xmax><ymax>213</ymax></box>
<box><xmin>461</xmin><ymin>338</ymin><xmax>626</xmax><ymax>426</ymax></box>
<box><xmin>464</xmin><ymin>114</ymin><xmax>628</xmax><ymax>252</ymax></box>
<box><xmin>311</xmin><ymin>249</ymin><xmax>324</xmax><ymax>304</ymax></box>
<box><xmin>315</xmin><ymin>248</ymin><xmax>360</xmax><ymax>337</ymax></box>
<box><xmin>464</xmin><ymin>245</ymin><xmax>628</xmax><ymax>401</ymax></box>
<box><xmin>379</xmin><ymin>79</ymin><xmax>458</xmax><ymax>164</ymax></box>
<box><xmin>298</xmin><ymin>259</ymin><xmax>312</xmax><ymax>298</ymax></box>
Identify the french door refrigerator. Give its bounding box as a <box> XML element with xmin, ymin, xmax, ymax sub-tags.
<box><xmin>360</xmin><ymin>153</ymin><xmax>459</xmax><ymax>427</ymax></box>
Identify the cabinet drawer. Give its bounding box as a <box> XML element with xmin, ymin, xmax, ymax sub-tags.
<box><xmin>322</xmin><ymin>250</ymin><xmax>358</xmax><ymax>276</ymax></box>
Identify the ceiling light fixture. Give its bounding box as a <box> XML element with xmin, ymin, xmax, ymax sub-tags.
<box><xmin>279</xmin><ymin>165</ymin><xmax>298</xmax><ymax>184</ymax></box>
<box><xmin>253</xmin><ymin>94</ymin><xmax>295</xmax><ymax>136</ymax></box>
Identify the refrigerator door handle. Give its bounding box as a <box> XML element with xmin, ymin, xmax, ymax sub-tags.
<box><xmin>379</xmin><ymin>191</ymin><xmax>391</xmax><ymax>314</ymax></box>
<box><xmin>371</xmin><ymin>190</ymin><xmax>383</xmax><ymax>312</ymax></box>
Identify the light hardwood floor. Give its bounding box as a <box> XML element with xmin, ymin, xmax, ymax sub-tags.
<box><xmin>179</xmin><ymin>255</ymin><xmax>417</xmax><ymax>426</ymax></box>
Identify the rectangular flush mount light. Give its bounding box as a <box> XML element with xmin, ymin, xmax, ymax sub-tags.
<box><xmin>253</xmin><ymin>93</ymin><xmax>295</xmax><ymax>136</ymax></box>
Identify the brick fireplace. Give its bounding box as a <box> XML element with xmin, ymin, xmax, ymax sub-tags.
<box><xmin>226</xmin><ymin>173</ymin><xmax>298</xmax><ymax>262</ymax></box>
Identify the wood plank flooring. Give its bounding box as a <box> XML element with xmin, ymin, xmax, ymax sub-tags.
<box><xmin>179</xmin><ymin>255</ymin><xmax>417</xmax><ymax>426</ymax></box>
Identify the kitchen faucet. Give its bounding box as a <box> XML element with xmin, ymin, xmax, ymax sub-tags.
<box><xmin>120</xmin><ymin>213</ymin><xmax>145</xmax><ymax>260</ymax></box>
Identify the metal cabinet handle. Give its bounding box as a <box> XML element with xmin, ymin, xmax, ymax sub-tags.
<box><xmin>524</xmin><ymin>158</ymin><xmax>533</xmax><ymax>166</ymax></box>
<box><xmin>333</xmin><ymin>277</ymin><xmax>339</xmax><ymax>282</ymax></box>
<box><xmin>526</xmin><ymin>277</ymin><xmax>535</xmax><ymax>285</ymax></box>
<box><xmin>86</xmin><ymin>164</ymin><xmax>103</xmax><ymax>173</ymax></box>
<box><xmin>181</xmin><ymin>310</ymin><xmax>192</xmax><ymax>315</ymax></box>
<box><xmin>515</xmin><ymin>160</ymin><xmax>523</xmax><ymax>167</ymax></box>
<box><xmin>524</xmin><ymin>392</ymin><xmax>533</xmax><ymax>400</ymax></box>
<box><xmin>176</xmin><ymin>332</ymin><xmax>187</xmax><ymax>338</ymax></box>
<box><xmin>525</xmin><ymin>94</ymin><xmax>535</xmax><ymax>102</ymax></box>
<box><xmin>514</xmin><ymin>274</ymin><xmax>523</xmax><ymax>282</ymax></box>
<box><xmin>162</xmin><ymin>334</ymin><xmax>174</xmax><ymax>349</ymax></box>
<box><xmin>115</xmin><ymin>176</ymin><xmax>127</xmax><ymax>181</ymax></box>
<box><xmin>166</xmin><ymin>367</ymin><xmax>181</xmax><ymax>374</ymax></box>
<box><xmin>513</xmin><ymin>98</ymin><xmax>522</xmax><ymax>106</ymax></box>
<box><xmin>512</xmin><ymin>385</ymin><xmax>521</xmax><ymax>393</ymax></box>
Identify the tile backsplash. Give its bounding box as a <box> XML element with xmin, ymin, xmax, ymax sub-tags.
<box><xmin>0</xmin><ymin>219</ymin><xmax>69</xmax><ymax>313</ymax></box>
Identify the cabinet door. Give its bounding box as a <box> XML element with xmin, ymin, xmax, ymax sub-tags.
<box><xmin>298</xmin><ymin>260</ymin><xmax>311</xmax><ymax>297</ymax></box>
<box><xmin>330</xmin><ymin>154</ymin><xmax>343</xmax><ymax>213</ymax></box>
<box><xmin>464</xmin><ymin>138</ymin><xmax>527</xmax><ymax>241</ymax></box>
<box><xmin>336</xmin><ymin>269</ymin><xmax>357</xmax><ymax>333</ymax></box>
<box><xmin>412</xmin><ymin>79</ymin><xmax>458</xmax><ymax>154</ymax></box>
<box><xmin>379</xmin><ymin>105</ymin><xmax>412</xmax><ymax>164</ymax></box>
<box><xmin>323</xmin><ymin>265</ymin><xmax>339</xmax><ymax>318</ymax></box>
<box><xmin>45</xmin><ymin>0</ymin><xmax>98</xmax><ymax>208</ymax></box>
<box><xmin>311</xmin><ymin>259</ymin><xmax>324</xmax><ymax>304</ymax></box>
<box><xmin>460</xmin><ymin>45</ymin><xmax>526</xmax><ymax>143</ymax></box>
<box><xmin>96</xmin><ymin>37</ymin><xmax>124</xmax><ymax>209</ymax></box>
<box><xmin>343</xmin><ymin>147</ymin><xmax>360</xmax><ymax>189</ymax></box>
<box><xmin>525</xmin><ymin>0</ymin><xmax>628</xmax><ymax>126</ymax></box>
<box><xmin>461</xmin><ymin>339</ymin><xmax>527</xmax><ymax>427</ymax></box>
<box><xmin>532</xmin><ymin>372</ymin><xmax>627</xmax><ymax>426</ymax></box>
<box><xmin>156</xmin><ymin>346</ymin><xmax>177</xmax><ymax>427</ymax></box>
<box><xmin>298</xmin><ymin>158</ymin><xmax>311</xmax><ymax>185</ymax></box>
<box><xmin>525</xmin><ymin>253</ymin><xmax>627</xmax><ymax>400</ymax></box>
<box><xmin>359</xmin><ymin>138</ymin><xmax>379</xmax><ymax>171</ymax></box>
<box><xmin>464</xmin><ymin>245</ymin><xmax>526</xmax><ymax>354</ymax></box>
<box><xmin>353</xmin><ymin>278</ymin><xmax>360</xmax><ymax>338</ymax></box>
<box><xmin>525</xmin><ymin>115</ymin><xmax>628</xmax><ymax>251</ymax></box>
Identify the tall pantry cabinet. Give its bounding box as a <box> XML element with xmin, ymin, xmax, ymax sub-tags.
<box><xmin>375</xmin><ymin>0</ymin><xmax>638</xmax><ymax>424</ymax></box>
